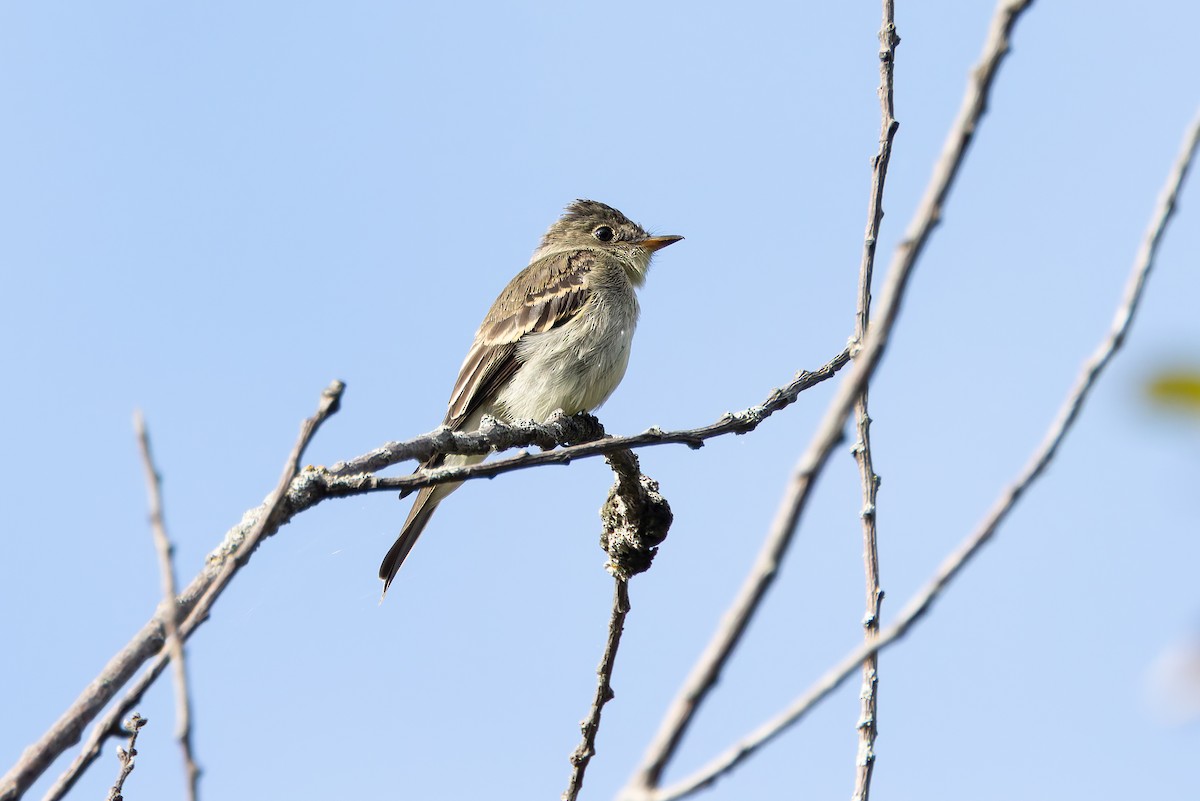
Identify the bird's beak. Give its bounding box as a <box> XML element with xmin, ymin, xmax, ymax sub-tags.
<box><xmin>639</xmin><ymin>235</ymin><xmax>684</xmax><ymax>253</ymax></box>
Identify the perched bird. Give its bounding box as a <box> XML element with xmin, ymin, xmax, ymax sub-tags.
<box><xmin>379</xmin><ymin>199</ymin><xmax>682</xmax><ymax>594</ymax></box>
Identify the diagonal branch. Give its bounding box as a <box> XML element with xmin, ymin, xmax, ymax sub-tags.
<box><xmin>1</xmin><ymin>381</ymin><xmax>344</xmax><ymax>801</ymax></box>
<box><xmin>638</xmin><ymin>104</ymin><xmax>1200</xmax><ymax>801</ymax></box>
<box><xmin>624</xmin><ymin>1</ymin><xmax>1036</xmax><ymax>794</ymax></box>
<box><xmin>133</xmin><ymin>412</ymin><xmax>200</xmax><ymax>801</ymax></box>
<box><xmin>851</xmin><ymin>4</ymin><xmax>899</xmax><ymax>800</ymax></box>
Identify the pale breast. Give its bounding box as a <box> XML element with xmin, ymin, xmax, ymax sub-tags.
<box><xmin>496</xmin><ymin>285</ymin><xmax>640</xmax><ymax>422</ymax></box>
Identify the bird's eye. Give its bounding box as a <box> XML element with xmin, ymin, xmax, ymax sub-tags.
<box><xmin>593</xmin><ymin>226</ymin><xmax>615</xmax><ymax>243</ymax></box>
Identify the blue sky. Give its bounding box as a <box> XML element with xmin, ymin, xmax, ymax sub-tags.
<box><xmin>2</xmin><ymin>2</ymin><xmax>1199</xmax><ymax>800</ymax></box>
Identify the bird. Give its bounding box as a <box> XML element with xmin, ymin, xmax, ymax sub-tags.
<box><xmin>378</xmin><ymin>199</ymin><xmax>682</xmax><ymax>594</ymax></box>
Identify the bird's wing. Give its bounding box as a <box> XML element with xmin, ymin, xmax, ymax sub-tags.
<box><xmin>441</xmin><ymin>249</ymin><xmax>597</xmax><ymax>432</ymax></box>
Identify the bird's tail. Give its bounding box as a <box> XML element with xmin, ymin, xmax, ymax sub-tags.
<box><xmin>378</xmin><ymin>451</ymin><xmax>484</xmax><ymax>597</ymax></box>
<box><xmin>378</xmin><ymin>484</ymin><xmax>442</xmax><ymax>596</ymax></box>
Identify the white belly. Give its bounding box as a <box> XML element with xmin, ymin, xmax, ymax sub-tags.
<box><xmin>495</xmin><ymin>293</ymin><xmax>638</xmax><ymax>423</ymax></box>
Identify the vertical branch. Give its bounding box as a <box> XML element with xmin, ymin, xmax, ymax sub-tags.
<box><xmin>639</xmin><ymin>105</ymin><xmax>1200</xmax><ymax>801</ymax></box>
<box><xmin>133</xmin><ymin>412</ymin><xmax>200</xmax><ymax>801</ymax></box>
<box><xmin>851</xmin><ymin>4</ymin><xmax>899</xmax><ymax>800</ymax></box>
<box><xmin>624</xmin><ymin>1</ymin><xmax>1036</xmax><ymax>796</ymax></box>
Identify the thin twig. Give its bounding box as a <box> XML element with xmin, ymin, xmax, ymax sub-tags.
<box><xmin>851</xmin><ymin>4</ymin><xmax>899</xmax><ymax>800</ymax></box>
<box><xmin>3</xmin><ymin>352</ymin><xmax>842</xmax><ymax>801</ymax></box>
<box><xmin>563</xmin><ymin>579</ymin><xmax>632</xmax><ymax>801</ymax></box>
<box><xmin>624</xmin><ymin>2</ymin><xmax>1036</xmax><ymax>795</ymax></box>
<box><xmin>636</xmin><ymin>105</ymin><xmax>1200</xmax><ymax>801</ymax></box>
<box><xmin>133</xmin><ymin>412</ymin><xmax>200</xmax><ymax>801</ymax></box>
<box><xmin>105</xmin><ymin>715</ymin><xmax>146</xmax><ymax>801</ymax></box>
<box><xmin>30</xmin><ymin>382</ymin><xmax>344</xmax><ymax>801</ymax></box>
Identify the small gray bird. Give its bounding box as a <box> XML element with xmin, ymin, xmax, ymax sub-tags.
<box><xmin>379</xmin><ymin>199</ymin><xmax>682</xmax><ymax>594</ymax></box>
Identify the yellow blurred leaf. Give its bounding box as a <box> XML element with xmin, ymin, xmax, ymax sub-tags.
<box><xmin>1147</xmin><ymin>371</ymin><xmax>1200</xmax><ymax>412</ymax></box>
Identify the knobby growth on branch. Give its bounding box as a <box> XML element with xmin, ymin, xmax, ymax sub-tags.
<box><xmin>564</xmin><ymin>446</ymin><xmax>673</xmax><ymax>801</ymax></box>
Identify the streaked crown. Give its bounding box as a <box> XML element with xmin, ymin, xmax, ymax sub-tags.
<box><xmin>530</xmin><ymin>199</ymin><xmax>682</xmax><ymax>285</ymax></box>
<box><xmin>535</xmin><ymin>200</ymin><xmax>649</xmax><ymax>253</ymax></box>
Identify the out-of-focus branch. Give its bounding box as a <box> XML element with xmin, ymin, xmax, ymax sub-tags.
<box><xmin>133</xmin><ymin>412</ymin><xmax>200</xmax><ymax>801</ymax></box>
<box><xmin>3</xmin><ymin>382</ymin><xmax>345</xmax><ymax>801</ymax></box>
<box><xmin>623</xmin><ymin>2</ymin><xmax>1036</xmax><ymax>795</ymax></box>
<box><xmin>635</xmin><ymin>103</ymin><xmax>1200</xmax><ymax>801</ymax></box>
<box><xmin>851</xmin><ymin>4</ymin><xmax>899</xmax><ymax>800</ymax></box>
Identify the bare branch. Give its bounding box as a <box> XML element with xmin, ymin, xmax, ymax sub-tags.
<box><xmin>133</xmin><ymin>412</ymin><xmax>200</xmax><ymax>801</ymax></box>
<box><xmin>851</xmin><ymin>3</ymin><xmax>899</xmax><ymax>800</ymax></box>
<box><xmin>636</xmin><ymin>105</ymin><xmax>1200</xmax><ymax>801</ymax></box>
<box><xmin>105</xmin><ymin>715</ymin><xmax>146</xmax><ymax>801</ymax></box>
<box><xmin>624</xmin><ymin>2</ymin><xmax>1036</xmax><ymax>794</ymax></box>
<box><xmin>324</xmin><ymin>348</ymin><xmax>851</xmax><ymax>485</ymax></box>
<box><xmin>563</xmin><ymin>579</ymin><xmax>632</xmax><ymax>801</ymax></box>
<box><xmin>304</xmin><ymin>350</ymin><xmax>846</xmax><ymax>506</ymax></box>
<box><xmin>4</xmin><ymin>381</ymin><xmax>345</xmax><ymax>801</ymax></box>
